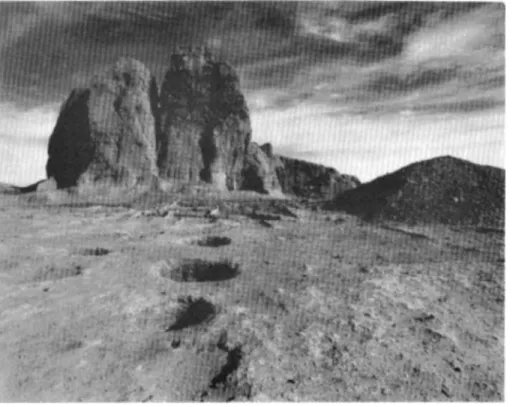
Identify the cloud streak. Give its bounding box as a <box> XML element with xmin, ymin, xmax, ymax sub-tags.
<box><xmin>0</xmin><ymin>2</ymin><xmax>505</xmax><ymax>186</ymax></box>
<box><xmin>251</xmin><ymin>102</ymin><xmax>504</xmax><ymax>182</ymax></box>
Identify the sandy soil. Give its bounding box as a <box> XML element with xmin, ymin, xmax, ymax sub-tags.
<box><xmin>0</xmin><ymin>193</ymin><xmax>504</xmax><ymax>401</ymax></box>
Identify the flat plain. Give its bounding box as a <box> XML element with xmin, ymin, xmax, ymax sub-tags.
<box><xmin>0</xmin><ymin>191</ymin><xmax>503</xmax><ymax>401</ymax></box>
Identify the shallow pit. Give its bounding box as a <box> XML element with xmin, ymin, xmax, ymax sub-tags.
<box><xmin>196</xmin><ymin>236</ymin><xmax>232</xmax><ymax>247</ymax></box>
<box><xmin>80</xmin><ymin>247</ymin><xmax>110</xmax><ymax>256</ymax></box>
<box><xmin>165</xmin><ymin>296</ymin><xmax>216</xmax><ymax>331</ymax></box>
<box><xmin>161</xmin><ymin>259</ymin><xmax>240</xmax><ymax>282</ymax></box>
<box><xmin>34</xmin><ymin>263</ymin><xmax>83</xmax><ymax>282</ymax></box>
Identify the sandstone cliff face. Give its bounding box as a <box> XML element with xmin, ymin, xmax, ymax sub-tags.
<box><xmin>157</xmin><ymin>46</ymin><xmax>251</xmax><ymax>190</ymax></box>
<box><xmin>274</xmin><ymin>155</ymin><xmax>361</xmax><ymax>200</ymax></box>
<box><xmin>241</xmin><ymin>142</ymin><xmax>282</xmax><ymax>195</ymax></box>
<box><xmin>46</xmin><ymin>58</ymin><xmax>158</xmax><ymax>189</ymax></box>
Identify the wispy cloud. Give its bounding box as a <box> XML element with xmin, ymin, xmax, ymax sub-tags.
<box><xmin>0</xmin><ymin>2</ymin><xmax>505</xmax><ymax>186</ymax></box>
<box><xmin>251</xmin><ymin>102</ymin><xmax>504</xmax><ymax>182</ymax></box>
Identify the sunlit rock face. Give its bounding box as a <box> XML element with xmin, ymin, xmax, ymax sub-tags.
<box><xmin>241</xmin><ymin>142</ymin><xmax>282</xmax><ymax>195</ymax></box>
<box><xmin>157</xmin><ymin>46</ymin><xmax>251</xmax><ymax>190</ymax></box>
<box><xmin>46</xmin><ymin>58</ymin><xmax>159</xmax><ymax>189</ymax></box>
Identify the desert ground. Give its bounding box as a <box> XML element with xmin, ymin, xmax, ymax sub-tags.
<box><xmin>0</xmin><ymin>190</ymin><xmax>503</xmax><ymax>402</ymax></box>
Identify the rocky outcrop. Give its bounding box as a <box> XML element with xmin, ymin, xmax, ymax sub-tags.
<box><xmin>274</xmin><ymin>155</ymin><xmax>360</xmax><ymax>200</ymax></box>
<box><xmin>240</xmin><ymin>142</ymin><xmax>282</xmax><ymax>195</ymax></box>
<box><xmin>46</xmin><ymin>58</ymin><xmax>159</xmax><ymax>189</ymax></box>
<box><xmin>40</xmin><ymin>50</ymin><xmax>359</xmax><ymax>199</ymax></box>
<box><xmin>329</xmin><ymin>155</ymin><xmax>505</xmax><ymax>227</ymax></box>
<box><xmin>157</xmin><ymin>46</ymin><xmax>251</xmax><ymax>190</ymax></box>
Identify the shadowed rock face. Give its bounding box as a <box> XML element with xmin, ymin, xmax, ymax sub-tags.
<box><xmin>274</xmin><ymin>155</ymin><xmax>361</xmax><ymax>199</ymax></box>
<box><xmin>158</xmin><ymin>46</ymin><xmax>251</xmax><ymax>190</ymax></box>
<box><xmin>46</xmin><ymin>58</ymin><xmax>159</xmax><ymax>189</ymax></box>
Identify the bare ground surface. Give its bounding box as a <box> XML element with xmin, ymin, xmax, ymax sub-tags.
<box><xmin>0</xmin><ymin>192</ymin><xmax>504</xmax><ymax>401</ymax></box>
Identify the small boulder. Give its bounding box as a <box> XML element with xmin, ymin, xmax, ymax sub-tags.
<box><xmin>36</xmin><ymin>178</ymin><xmax>58</xmax><ymax>192</ymax></box>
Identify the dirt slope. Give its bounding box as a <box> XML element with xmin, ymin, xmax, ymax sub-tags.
<box><xmin>329</xmin><ymin>155</ymin><xmax>504</xmax><ymax>227</ymax></box>
<box><xmin>0</xmin><ymin>192</ymin><xmax>503</xmax><ymax>402</ymax></box>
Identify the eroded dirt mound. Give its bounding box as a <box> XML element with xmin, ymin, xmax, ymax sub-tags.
<box><xmin>329</xmin><ymin>155</ymin><xmax>504</xmax><ymax>227</ymax></box>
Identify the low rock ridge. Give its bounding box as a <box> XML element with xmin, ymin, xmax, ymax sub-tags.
<box><xmin>273</xmin><ymin>154</ymin><xmax>361</xmax><ymax>200</ymax></box>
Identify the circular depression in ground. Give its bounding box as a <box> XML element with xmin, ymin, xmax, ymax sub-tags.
<box><xmin>161</xmin><ymin>259</ymin><xmax>240</xmax><ymax>282</ymax></box>
<box><xmin>196</xmin><ymin>236</ymin><xmax>232</xmax><ymax>247</ymax></box>
<box><xmin>165</xmin><ymin>297</ymin><xmax>217</xmax><ymax>331</ymax></box>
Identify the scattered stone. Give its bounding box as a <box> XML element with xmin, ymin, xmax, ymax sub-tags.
<box><xmin>138</xmin><ymin>202</ymin><xmax>178</xmax><ymax>217</ymax></box>
<box><xmin>204</xmin><ymin>207</ymin><xmax>221</xmax><ymax>221</ymax></box>
<box><xmin>259</xmin><ymin>220</ymin><xmax>273</xmax><ymax>228</ymax></box>
<box><xmin>413</xmin><ymin>312</ymin><xmax>435</xmax><ymax>323</ymax></box>
<box><xmin>441</xmin><ymin>383</ymin><xmax>452</xmax><ymax>398</ymax></box>
<box><xmin>80</xmin><ymin>247</ymin><xmax>110</xmax><ymax>256</ymax></box>
<box><xmin>359</xmin><ymin>265</ymin><xmax>370</xmax><ymax>274</ymax></box>
<box><xmin>36</xmin><ymin>178</ymin><xmax>58</xmax><ymax>193</ymax></box>
<box><xmin>249</xmin><ymin>211</ymin><xmax>281</xmax><ymax>222</ymax></box>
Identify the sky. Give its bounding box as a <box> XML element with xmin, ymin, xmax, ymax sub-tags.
<box><xmin>0</xmin><ymin>1</ymin><xmax>505</xmax><ymax>186</ymax></box>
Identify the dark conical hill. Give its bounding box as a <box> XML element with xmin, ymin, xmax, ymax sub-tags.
<box><xmin>328</xmin><ymin>155</ymin><xmax>504</xmax><ymax>227</ymax></box>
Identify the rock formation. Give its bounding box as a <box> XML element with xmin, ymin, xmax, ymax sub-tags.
<box><xmin>329</xmin><ymin>155</ymin><xmax>505</xmax><ymax>227</ymax></box>
<box><xmin>240</xmin><ymin>142</ymin><xmax>282</xmax><ymax>195</ymax></box>
<box><xmin>46</xmin><ymin>58</ymin><xmax>159</xmax><ymax>189</ymax></box>
<box><xmin>157</xmin><ymin>46</ymin><xmax>251</xmax><ymax>190</ymax></box>
<box><xmin>274</xmin><ymin>155</ymin><xmax>361</xmax><ymax>200</ymax></box>
<box><xmin>40</xmin><ymin>50</ymin><xmax>360</xmax><ymax>199</ymax></box>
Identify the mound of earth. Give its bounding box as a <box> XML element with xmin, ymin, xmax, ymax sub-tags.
<box><xmin>329</xmin><ymin>155</ymin><xmax>504</xmax><ymax>227</ymax></box>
